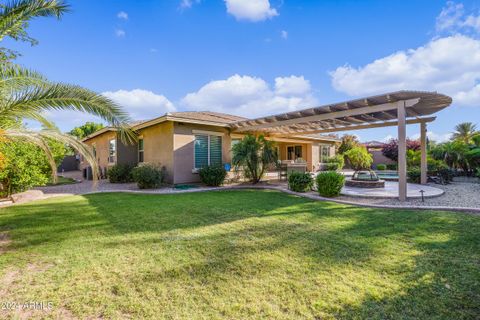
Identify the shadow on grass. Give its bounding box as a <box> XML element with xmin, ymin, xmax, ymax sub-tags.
<box><xmin>0</xmin><ymin>190</ymin><xmax>479</xmax><ymax>319</ymax></box>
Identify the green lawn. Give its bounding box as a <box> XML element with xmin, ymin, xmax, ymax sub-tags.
<box><xmin>0</xmin><ymin>190</ymin><xmax>479</xmax><ymax>319</ymax></box>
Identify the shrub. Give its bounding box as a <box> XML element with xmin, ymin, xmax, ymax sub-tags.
<box><xmin>438</xmin><ymin>168</ymin><xmax>454</xmax><ymax>184</ymax></box>
<box><xmin>326</xmin><ymin>155</ymin><xmax>345</xmax><ymax>170</ymax></box>
<box><xmin>344</xmin><ymin>146</ymin><xmax>373</xmax><ymax>171</ymax></box>
<box><xmin>0</xmin><ymin>141</ymin><xmax>49</xmax><ymax>197</ymax></box>
<box><xmin>407</xmin><ymin>167</ymin><xmax>421</xmax><ymax>184</ymax></box>
<box><xmin>108</xmin><ymin>164</ymin><xmax>133</xmax><ymax>183</ymax></box>
<box><xmin>199</xmin><ymin>165</ymin><xmax>227</xmax><ymax>186</ymax></box>
<box><xmin>386</xmin><ymin>163</ymin><xmax>397</xmax><ymax>170</ymax></box>
<box><xmin>132</xmin><ymin>164</ymin><xmax>164</xmax><ymax>189</ymax></box>
<box><xmin>316</xmin><ymin>171</ymin><xmax>345</xmax><ymax>197</ymax></box>
<box><xmin>376</xmin><ymin>164</ymin><xmax>386</xmax><ymax>170</ymax></box>
<box><xmin>381</xmin><ymin>138</ymin><xmax>421</xmax><ymax>161</ymax></box>
<box><xmin>288</xmin><ymin>172</ymin><xmax>313</xmax><ymax>192</ymax></box>
<box><xmin>324</xmin><ymin>162</ymin><xmax>339</xmax><ymax>171</ymax></box>
<box><xmin>476</xmin><ymin>167</ymin><xmax>480</xmax><ymax>178</ymax></box>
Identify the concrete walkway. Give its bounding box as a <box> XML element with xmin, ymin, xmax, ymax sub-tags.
<box><xmin>341</xmin><ymin>181</ymin><xmax>444</xmax><ymax>198</ymax></box>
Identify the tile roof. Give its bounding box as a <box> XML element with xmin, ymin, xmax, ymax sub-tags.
<box><xmin>168</xmin><ymin>111</ymin><xmax>247</xmax><ymax>124</ymax></box>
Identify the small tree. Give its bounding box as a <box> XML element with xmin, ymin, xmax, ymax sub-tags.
<box><xmin>232</xmin><ymin>135</ymin><xmax>277</xmax><ymax>184</ymax></box>
<box><xmin>338</xmin><ymin>134</ymin><xmax>359</xmax><ymax>154</ymax></box>
<box><xmin>381</xmin><ymin>138</ymin><xmax>421</xmax><ymax>161</ymax></box>
<box><xmin>69</xmin><ymin>122</ymin><xmax>105</xmax><ymax>139</ymax></box>
<box><xmin>344</xmin><ymin>146</ymin><xmax>373</xmax><ymax>171</ymax></box>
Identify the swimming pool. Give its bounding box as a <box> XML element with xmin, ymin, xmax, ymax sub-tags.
<box><xmin>375</xmin><ymin>171</ymin><xmax>399</xmax><ymax>181</ymax></box>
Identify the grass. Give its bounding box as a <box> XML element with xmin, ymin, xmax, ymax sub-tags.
<box><xmin>0</xmin><ymin>190</ymin><xmax>479</xmax><ymax>319</ymax></box>
<box><xmin>46</xmin><ymin>176</ymin><xmax>77</xmax><ymax>186</ymax></box>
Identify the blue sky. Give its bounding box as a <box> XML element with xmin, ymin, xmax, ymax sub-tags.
<box><xmin>8</xmin><ymin>0</ymin><xmax>480</xmax><ymax>142</ymax></box>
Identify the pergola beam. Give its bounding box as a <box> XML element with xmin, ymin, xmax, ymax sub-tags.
<box><xmin>233</xmin><ymin>99</ymin><xmax>420</xmax><ymax>132</ymax></box>
<box><xmin>271</xmin><ymin>116</ymin><xmax>436</xmax><ymax>136</ymax></box>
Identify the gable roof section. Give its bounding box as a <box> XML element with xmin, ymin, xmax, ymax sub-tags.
<box><xmin>82</xmin><ymin>111</ymin><xmax>248</xmax><ymax>141</ymax></box>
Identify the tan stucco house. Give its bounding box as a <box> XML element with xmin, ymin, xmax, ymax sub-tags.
<box><xmin>81</xmin><ymin>111</ymin><xmax>338</xmax><ymax>184</ymax></box>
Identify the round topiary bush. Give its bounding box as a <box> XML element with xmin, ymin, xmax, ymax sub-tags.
<box><xmin>199</xmin><ymin>165</ymin><xmax>227</xmax><ymax>186</ymax></box>
<box><xmin>288</xmin><ymin>172</ymin><xmax>313</xmax><ymax>192</ymax></box>
<box><xmin>132</xmin><ymin>164</ymin><xmax>164</xmax><ymax>189</ymax></box>
<box><xmin>316</xmin><ymin>171</ymin><xmax>345</xmax><ymax>197</ymax></box>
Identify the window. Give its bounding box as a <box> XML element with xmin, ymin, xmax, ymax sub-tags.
<box><xmin>194</xmin><ymin>135</ymin><xmax>222</xmax><ymax>169</ymax></box>
<box><xmin>138</xmin><ymin>138</ymin><xmax>144</xmax><ymax>163</ymax></box>
<box><xmin>108</xmin><ymin>139</ymin><xmax>116</xmax><ymax>163</ymax></box>
<box><xmin>287</xmin><ymin>145</ymin><xmax>302</xmax><ymax>160</ymax></box>
<box><xmin>320</xmin><ymin>145</ymin><xmax>331</xmax><ymax>162</ymax></box>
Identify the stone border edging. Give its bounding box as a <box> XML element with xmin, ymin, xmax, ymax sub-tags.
<box><xmin>84</xmin><ymin>184</ymin><xmax>480</xmax><ymax>215</ymax></box>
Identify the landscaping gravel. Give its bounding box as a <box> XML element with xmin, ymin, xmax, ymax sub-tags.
<box><xmin>335</xmin><ymin>182</ymin><xmax>480</xmax><ymax>208</ymax></box>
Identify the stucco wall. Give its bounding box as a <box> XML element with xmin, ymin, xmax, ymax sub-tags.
<box><xmin>173</xmin><ymin>122</ymin><xmax>231</xmax><ymax>184</ymax></box>
<box><xmin>82</xmin><ymin>131</ymin><xmax>117</xmax><ymax>171</ymax></box>
<box><xmin>138</xmin><ymin>121</ymin><xmax>174</xmax><ymax>183</ymax></box>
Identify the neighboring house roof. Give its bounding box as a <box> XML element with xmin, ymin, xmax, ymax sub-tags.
<box><xmin>362</xmin><ymin>140</ymin><xmax>386</xmax><ymax>148</ymax></box>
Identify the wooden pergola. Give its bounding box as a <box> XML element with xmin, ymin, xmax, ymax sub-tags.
<box><xmin>231</xmin><ymin>91</ymin><xmax>453</xmax><ymax>201</ymax></box>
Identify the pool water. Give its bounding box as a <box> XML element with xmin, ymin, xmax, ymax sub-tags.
<box><xmin>375</xmin><ymin>172</ymin><xmax>399</xmax><ymax>180</ymax></box>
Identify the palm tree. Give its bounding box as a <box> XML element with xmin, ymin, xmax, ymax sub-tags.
<box><xmin>0</xmin><ymin>0</ymin><xmax>134</xmax><ymax>184</ymax></box>
<box><xmin>452</xmin><ymin>122</ymin><xmax>478</xmax><ymax>144</ymax></box>
<box><xmin>232</xmin><ymin>135</ymin><xmax>277</xmax><ymax>184</ymax></box>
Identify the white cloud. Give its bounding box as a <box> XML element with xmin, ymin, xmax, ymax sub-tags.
<box><xmin>436</xmin><ymin>1</ymin><xmax>480</xmax><ymax>34</ymax></box>
<box><xmin>382</xmin><ymin>135</ymin><xmax>394</xmax><ymax>143</ymax></box>
<box><xmin>410</xmin><ymin>131</ymin><xmax>452</xmax><ymax>143</ymax></box>
<box><xmin>181</xmin><ymin>74</ymin><xmax>317</xmax><ymax>118</ymax></box>
<box><xmin>274</xmin><ymin>75</ymin><xmax>311</xmax><ymax>96</ymax></box>
<box><xmin>330</xmin><ymin>35</ymin><xmax>480</xmax><ymax>107</ymax></box>
<box><xmin>281</xmin><ymin>30</ymin><xmax>288</xmax><ymax>39</ymax></box>
<box><xmin>224</xmin><ymin>0</ymin><xmax>278</xmax><ymax>22</ymax></box>
<box><xmin>102</xmin><ymin>89</ymin><xmax>176</xmax><ymax>120</ymax></box>
<box><xmin>115</xmin><ymin>29</ymin><xmax>126</xmax><ymax>37</ymax></box>
<box><xmin>117</xmin><ymin>11</ymin><xmax>128</xmax><ymax>20</ymax></box>
<box><xmin>180</xmin><ymin>0</ymin><xmax>200</xmax><ymax>10</ymax></box>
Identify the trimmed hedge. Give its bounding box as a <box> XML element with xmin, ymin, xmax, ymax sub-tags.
<box><xmin>288</xmin><ymin>172</ymin><xmax>313</xmax><ymax>192</ymax></box>
<box><xmin>386</xmin><ymin>163</ymin><xmax>397</xmax><ymax>170</ymax></box>
<box><xmin>376</xmin><ymin>164</ymin><xmax>387</xmax><ymax>171</ymax></box>
<box><xmin>199</xmin><ymin>165</ymin><xmax>227</xmax><ymax>186</ymax></box>
<box><xmin>132</xmin><ymin>164</ymin><xmax>164</xmax><ymax>189</ymax></box>
<box><xmin>316</xmin><ymin>171</ymin><xmax>345</xmax><ymax>197</ymax></box>
<box><xmin>108</xmin><ymin>164</ymin><xmax>134</xmax><ymax>183</ymax></box>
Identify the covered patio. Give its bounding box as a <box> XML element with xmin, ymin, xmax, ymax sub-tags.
<box><xmin>231</xmin><ymin>90</ymin><xmax>453</xmax><ymax>201</ymax></box>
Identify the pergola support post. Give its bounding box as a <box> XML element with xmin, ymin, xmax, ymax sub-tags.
<box><xmin>398</xmin><ymin>101</ymin><xmax>407</xmax><ymax>201</ymax></box>
<box><xmin>420</xmin><ymin>122</ymin><xmax>428</xmax><ymax>184</ymax></box>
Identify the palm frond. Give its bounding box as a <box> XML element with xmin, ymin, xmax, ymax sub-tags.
<box><xmin>0</xmin><ymin>81</ymin><xmax>137</xmax><ymax>143</ymax></box>
<box><xmin>0</xmin><ymin>63</ymin><xmax>46</xmax><ymax>91</ymax></box>
<box><xmin>0</xmin><ymin>0</ymin><xmax>69</xmax><ymax>45</ymax></box>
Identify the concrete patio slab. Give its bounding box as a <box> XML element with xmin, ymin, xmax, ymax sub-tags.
<box><xmin>341</xmin><ymin>181</ymin><xmax>444</xmax><ymax>198</ymax></box>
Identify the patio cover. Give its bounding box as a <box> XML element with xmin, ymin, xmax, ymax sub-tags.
<box><xmin>230</xmin><ymin>91</ymin><xmax>452</xmax><ymax>135</ymax></box>
<box><xmin>230</xmin><ymin>90</ymin><xmax>453</xmax><ymax>201</ymax></box>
